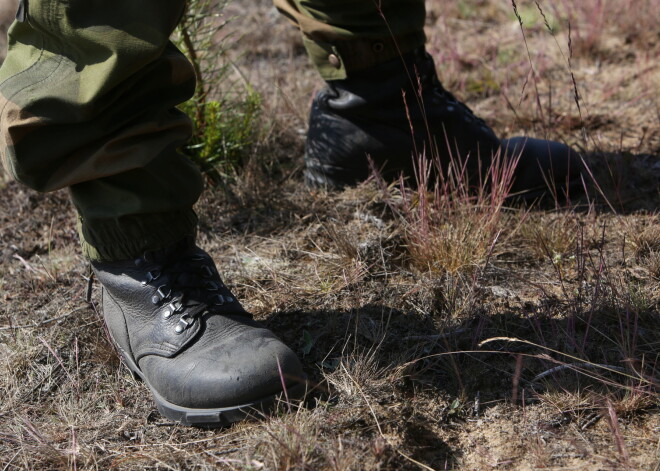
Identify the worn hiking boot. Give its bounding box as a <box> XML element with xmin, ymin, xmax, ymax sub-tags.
<box><xmin>92</xmin><ymin>239</ymin><xmax>306</xmax><ymax>426</ymax></box>
<box><xmin>304</xmin><ymin>48</ymin><xmax>582</xmax><ymax>201</ymax></box>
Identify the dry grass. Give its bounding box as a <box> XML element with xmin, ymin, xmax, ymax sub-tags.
<box><xmin>519</xmin><ymin>211</ymin><xmax>578</xmax><ymax>261</ymax></box>
<box><xmin>1</xmin><ymin>0</ymin><xmax>659</xmax><ymax>469</ymax></box>
<box><xmin>376</xmin><ymin>148</ymin><xmax>517</xmax><ymax>275</ymax></box>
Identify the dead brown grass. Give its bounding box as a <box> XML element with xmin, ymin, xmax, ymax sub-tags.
<box><xmin>1</xmin><ymin>0</ymin><xmax>659</xmax><ymax>469</ymax></box>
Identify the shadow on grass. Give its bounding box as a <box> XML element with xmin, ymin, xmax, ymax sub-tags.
<box><xmin>579</xmin><ymin>151</ymin><xmax>660</xmax><ymax>213</ymax></box>
<box><xmin>263</xmin><ymin>299</ymin><xmax>657</xmax><ymax>469</ymax></box>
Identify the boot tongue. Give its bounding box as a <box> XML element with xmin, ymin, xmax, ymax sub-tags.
<box><xmin>140</xmin><ymin>237</ymin><xmax>196</xmax><ymax>265</ymax></box>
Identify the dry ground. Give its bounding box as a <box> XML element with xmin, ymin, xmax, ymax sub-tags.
<box><xmin>1</xmin><ymin>0</ymin><xmax>659</xmax><ymax>469</ymax></box>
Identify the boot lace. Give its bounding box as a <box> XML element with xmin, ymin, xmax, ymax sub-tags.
<box><xmin>137</xmin><ymin>252</ymin><xmax>236</xmax><ymax>335</ymax></box>
<box><xmin>418</xmin><ymin>53</ymin><xmax>490</xmax><ymax>130</ymax></box>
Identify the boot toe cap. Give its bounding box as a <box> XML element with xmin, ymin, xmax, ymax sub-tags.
<box><xmin>502</xmin><ymin>137</ymin><xmax>583</xmax><ymax>197</ymax></box>
<box><xmin>139</xmin><ymin>318</ymin><xmax>305</xmax><ymax>410</ymax></box>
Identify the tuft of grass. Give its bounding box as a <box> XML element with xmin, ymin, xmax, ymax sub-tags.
<box><xmin>376</xmin><ymin>147</ymin><xmax>518</xmax><ymax>274</ymax></box>
<box><xmin>643</xmin><ymin>251</ymin><xmax>660</xmax><ymax>279</ymax></box>
<box><xmin>323</xmin><ymin>349</ymin><xmax>405</xmax><ymax>405</ymax></box>
<box><xmin>627</xmin><ymin>215</ymin><xmax>660</xmax><ymax>258</ymax></box>
<box><xmin>520</xmin><ymin>212</ymin><xmax>578</xmax><ymax>262</ymax></box>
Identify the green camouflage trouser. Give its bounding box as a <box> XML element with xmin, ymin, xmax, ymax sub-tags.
<box><xmin>0</xmin><ymin>0</ymin><xmax>425</xmax><ymax>261</ymax></box>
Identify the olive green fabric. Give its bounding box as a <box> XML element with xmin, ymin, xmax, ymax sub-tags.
<box><xmin>0</xmin><ymin>0</ymin><xmax>427</xmax><ymax>261</ymax></box>
<box><xmin>274</xmin><ymin>0</ymin><xmax>426</xmax><ymax>79</ymax></box>
<box><xmin>0</xmin><ymin>0</ymin><xmax>202</xmax><ymax>260</ymax></box>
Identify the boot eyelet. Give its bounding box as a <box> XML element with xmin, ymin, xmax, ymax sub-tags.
<box><xmin>204</xmin><ymin>281</ymin><xmax>219</xmax><ymax>291</ymax></box>
<box><xmin>151</xmin><ymin>285</ymin><xmax>171</xmax><ymax>304</ymax></box>
<box><xmin>201</xmin><ymin>266</ymin><xmax>215</xmax><ymax>278</ymax></box>
<box><xmin>162</xmin><ymin>308</ymin><xmax>172</xmax><ymax>319</ymax></box>
<box><xmin>175</xmin><ymin>316</ymin><xmax>193</xmax><ymax>334</ymax></box>
<box><xmin>167</xmin><ymin>297</ymin><xmax>184</xmax><ymax>313</ymax></box>
<box><xmin>142</xmin><ymin>270</ymin><xmax>161</xmax><ymax>285</ymax></box>
<box><xmin>211</xmin><ymin>294</ymin><xmax>225</xmax><ymax>305</ymax></box>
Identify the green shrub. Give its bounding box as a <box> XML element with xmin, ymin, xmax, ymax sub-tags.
<box><xmin>174</xmin><ymin>0</ymin><xmax>261</xmax><ymax>184</ymax></box>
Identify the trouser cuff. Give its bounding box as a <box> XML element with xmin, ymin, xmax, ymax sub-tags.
<box><xmin>79</xmin><ymin>210</ymin><xmax>198</xmax><ymax>261</ymax></box>
<box><xmin>304</xmin><ymin>31</ymin><xmax>426</xmax><ymax>80</ymax></box>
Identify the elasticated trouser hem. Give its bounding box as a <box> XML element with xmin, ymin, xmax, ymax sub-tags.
<box><xmin>79</xmin><ymin>210</ymin><xmax>198</xmax><ymax>262</ymax></box>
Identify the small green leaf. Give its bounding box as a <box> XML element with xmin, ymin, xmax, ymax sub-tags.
<box><xmin>450</xmin><ymin>398</ymin><xmax>462</xmax><ymax>411</ymax></box>
<box><xmin>302</xmin><ymin>330</ymin><xmax>315</xmax><ymax>356</ymax></box>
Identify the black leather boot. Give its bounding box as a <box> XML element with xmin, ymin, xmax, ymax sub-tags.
<box><xmin>304</xmin><ymin>48</ymin><xmax>582</xmax><ymax>201</ymax></box>
<box><xmin>92</xmin><ymin>239</ymin><xmax>306</xmax><ymax>426</ymax></box>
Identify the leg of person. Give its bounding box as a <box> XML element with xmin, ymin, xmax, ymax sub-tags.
<box><xmin>0</xmin><ymin>0</ymin><xmax>304</xmax><ymax>426</ymax></box>
<box><xmin>275</xmin><ymin>0</ymin><xmax>582</xmax><ymax>200</ymax></box>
